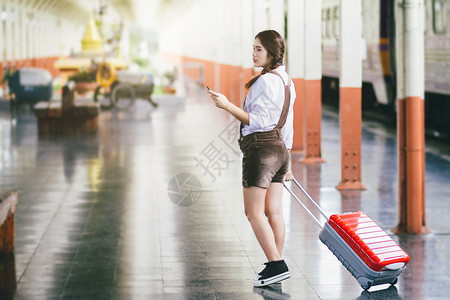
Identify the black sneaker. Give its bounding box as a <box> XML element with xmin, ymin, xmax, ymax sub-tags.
<box><xmin>253</xmin><ymin>260</ymin><xmax>290</xmax><ymax>287</ymax></box>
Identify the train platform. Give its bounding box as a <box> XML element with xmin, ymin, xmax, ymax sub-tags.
<box><xmin>0</xmin><ymin>86</ymin><xmax>449</xmax><ymax>300</ymax></box>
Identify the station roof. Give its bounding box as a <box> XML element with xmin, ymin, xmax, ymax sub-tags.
<box><xmin>26</xmin><ymin>0</ymin><xmax>195</xmax><ymax>28</ymax></box>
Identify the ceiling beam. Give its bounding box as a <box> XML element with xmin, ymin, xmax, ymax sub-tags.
<box><xmin>54</xmin><ymin>2</ymin><xmax>88</xmax><ymax>23</ymax></box>
<box><xmin>49</xmin><ymin>0</ymin><xmax>67</xmax><ymax>16</ymax></box>
<box><xmin>32</xmin><ymin>0</ymin><xmax>47</xmax><ymax>10</ymax></box>
<box><xmin>108</xmin><ymin>0</ymin><xmax>135</xmax><ymax>20</ymax></box>
<box><xmin>40</xmin><ymin>0</ymin><xmax>58</xmax><ymax>12</ymax></box>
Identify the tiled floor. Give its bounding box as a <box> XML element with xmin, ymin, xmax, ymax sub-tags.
<box><xmin>0</xmin><ymin>85</ymin><xmax>449</xmax><ymax>299</ymax></box>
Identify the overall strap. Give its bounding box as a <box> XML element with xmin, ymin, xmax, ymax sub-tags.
<box><xmin>269</xmin><ymin>70</ymin><xmax>291</xmax><ymax>130</ymax></box>
<box><xmin>239</xmin><ymin>70</ymin><xmax>292</xmax><ymax>138</ymax></box>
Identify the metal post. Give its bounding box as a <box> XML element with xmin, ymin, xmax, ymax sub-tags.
<box><xmin>336</xmin><ymin>0</ymin><xmax>366</xmax><ymax>190</ymax></box>
<box><xmin>394</xmin><ymin>0</ymin><xmax>429</xmax><ymax>234</ymax></box>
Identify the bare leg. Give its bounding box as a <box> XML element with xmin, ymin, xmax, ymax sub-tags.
<box><xmin>264</xmin><ymin>182</ymin><xmax>285</xmax><ymax>256</ymax></box>
<box><xmin>243</xmin><ymin>186</ymin><xmax>281</xmax><ymax>262</ymax></box>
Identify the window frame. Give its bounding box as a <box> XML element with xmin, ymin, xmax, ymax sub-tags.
<box><xmin>333</xmin><ymin>6</ymin><xmax>339</xmax><ymax>39</ymax></box>
<box><xmin>432</xmin><ymin>0</ymin><xmax>447</xmax><ymax>34</ymax></box>
<box><xmin>325</xmin><ymin>7</ymin><xmax>331</xmax><ymax>38</ymax></box>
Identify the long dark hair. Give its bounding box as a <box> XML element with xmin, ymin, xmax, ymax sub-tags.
<box><xmin>245</xmin><ymin>30</ymin><xmax>285</xmax><ymax>89</ymax></box>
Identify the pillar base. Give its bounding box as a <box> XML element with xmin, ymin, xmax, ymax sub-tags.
<box><xmin>301</xmin><ymin>157</ymin><xmax>325</xmax><ymax>164</ymax></box>
<box><xmin>392</xmin><ymin>224</ymin><xmax>431</xmax><ymax>235</ymax></box>
<box><xmin>290</xmin><ymin>149</ymin><xmax>304</xmax><ymax>155</ymax></box>
<box><xmin>336</xmin><ymin>181</ymin><xmax>366</xmax><ymax>191</ymax></box>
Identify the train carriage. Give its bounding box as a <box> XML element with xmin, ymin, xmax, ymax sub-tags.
<box><xmin>322</xmin><ymin>0</ymin><xmax>450</xmax><ymax>140</ymax></box>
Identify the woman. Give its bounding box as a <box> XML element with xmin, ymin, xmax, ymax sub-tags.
<box><xmin>208</xmin><ymin>30</ymin><xmax>295</xmax><ymax>287</ymax></box>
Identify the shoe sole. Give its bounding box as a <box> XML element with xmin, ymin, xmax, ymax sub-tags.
<box><xmin>253</xmin><ymin>271</ymin><xmax>290</xmax><ymax>287</ymax></box>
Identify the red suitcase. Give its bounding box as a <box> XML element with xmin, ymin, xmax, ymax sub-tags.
<box><xmin>327</xmin><ymin>211</ymin><xmax>410</xmax><ymax>272</ymax></box>
<box><xmin>284</xmin><ymin>177</ymin><xmax>410</xmax><ymax>289</ymax></box>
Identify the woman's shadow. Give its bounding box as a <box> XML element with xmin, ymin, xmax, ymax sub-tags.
<box><xmin>253</xmin><ymin>283</ymin><xmax>291</xmax><ymax>300</ymax></box>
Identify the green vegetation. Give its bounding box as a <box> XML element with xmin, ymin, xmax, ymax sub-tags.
<box><xmin>68</xmin><ymin>69</ymin><xmax>96</xmax><ymax>82</ymax></box>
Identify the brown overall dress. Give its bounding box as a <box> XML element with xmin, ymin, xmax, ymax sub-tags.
<box><xmin>238</xmin><ymin>70</ymin><xmax>292</xmax><ymax>189</ymax></box>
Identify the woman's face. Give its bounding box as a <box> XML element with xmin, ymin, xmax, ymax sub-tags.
<box><xmin>252</xmin><ymin>37</ymin><xmax>270</xmax><ymax>68</ymax></box>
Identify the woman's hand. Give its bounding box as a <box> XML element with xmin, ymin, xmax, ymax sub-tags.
<box><xmin>207</xmin><ymin>88</ymin><xmax>249</xmax><ymax>125</ymax></box>
<box><xmin>208</xmin><ymin>90</ymin><xmax>230</xmax><ymax>111</ymax></box>
<box><xmin>285</xmin><ymin>170</ymin><xmax>293</xmax><ymax>181</ymax></box>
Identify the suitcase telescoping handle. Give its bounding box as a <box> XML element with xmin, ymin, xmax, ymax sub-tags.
<box><xmin>283</xmin><ymin>176</ymin><xmax>328</xmax><ymax>229</ymax></box>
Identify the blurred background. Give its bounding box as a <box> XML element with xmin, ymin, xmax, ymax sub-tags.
<box><xmin>0</xmin><ymin>0</ymin><xmax>448</xmax><ymax>140</ymax></box>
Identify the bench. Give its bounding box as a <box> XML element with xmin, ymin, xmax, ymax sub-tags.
<box><xmin>0</xmin><ymin>191</ymin><xmax>18</xmax><ymax>296</ymax></box>
<box><xmin>34</xmin><ymin>84</ymin><xmax>99</xmax><ymax>134</ymax></box>
<box><xmin>0</xmin><ymin>191</ymin><xmax>18</xmax><ymax>255</ymax></box>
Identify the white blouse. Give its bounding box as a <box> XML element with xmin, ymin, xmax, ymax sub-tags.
<box><xmin>241</xmin><ymin>66</ymin><xmax>296</xmax><ymax>149</ymax></box>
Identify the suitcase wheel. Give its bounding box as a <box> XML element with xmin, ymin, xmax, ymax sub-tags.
<box><xmin>362</xmin><ymin>282</ymin><xmax>372</xmax><ymax>290</ymax></box>
<box><xmin>357</xmin><ymin>277</ymin><xmax>373</xmax><ymax>290</ymax></box>
<box><xmin>390</xmin><ymin>278</ymin><xmax>398</xmax><ymax>286</ymax></box>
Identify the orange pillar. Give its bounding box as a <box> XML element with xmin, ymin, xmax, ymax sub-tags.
<box><xmin>204</xmin><ymin>60</ymin><xmax>215</xmax><ymax>90</ymax></box>
<box><xmin>336</xmin><ymin>87</ymin><xmax>366</xmax><ymax>190</ymax></box>
<box><xmin>219</xmin><ymin>64</ymin><xmax>232</xmax><ymax>103</ymax></box>
<box><xmin>241</xmin><ymin>68</ymin><xmax>253</xmax><ymax>106</ymax></box>
<box><xmin>303</xmin><ymin>79</ymin><xmax>324</xmax><ymax>163</ymax></box>
<box><xmin>231</xmin><ymin>65</ymin><xmax>241</xmax><ymax>107</ymax></box>
<box><xmin>394</xmin><ymin>97</ymin><xmax>429</xmax><ymax>234</ymax></box>
<box><xmin>393</xmin><ymin>0</ymin><xmax>428</xmax><ymax>234</ymax></box>
<box><xmin>336</xmin><ymin>0</ymin><xmax>365</xmax><ymax>190</ymax></box>
<box><xmin>291</xmin><ymin>78</ymin><xmax>304</xmax><ymax>152</ymax></box>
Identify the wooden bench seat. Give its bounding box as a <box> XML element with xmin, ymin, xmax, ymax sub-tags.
<box><xmin>34</xmin><ymin>85</ymin><xmax>99</xmax><ymax>134</ymax></box>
